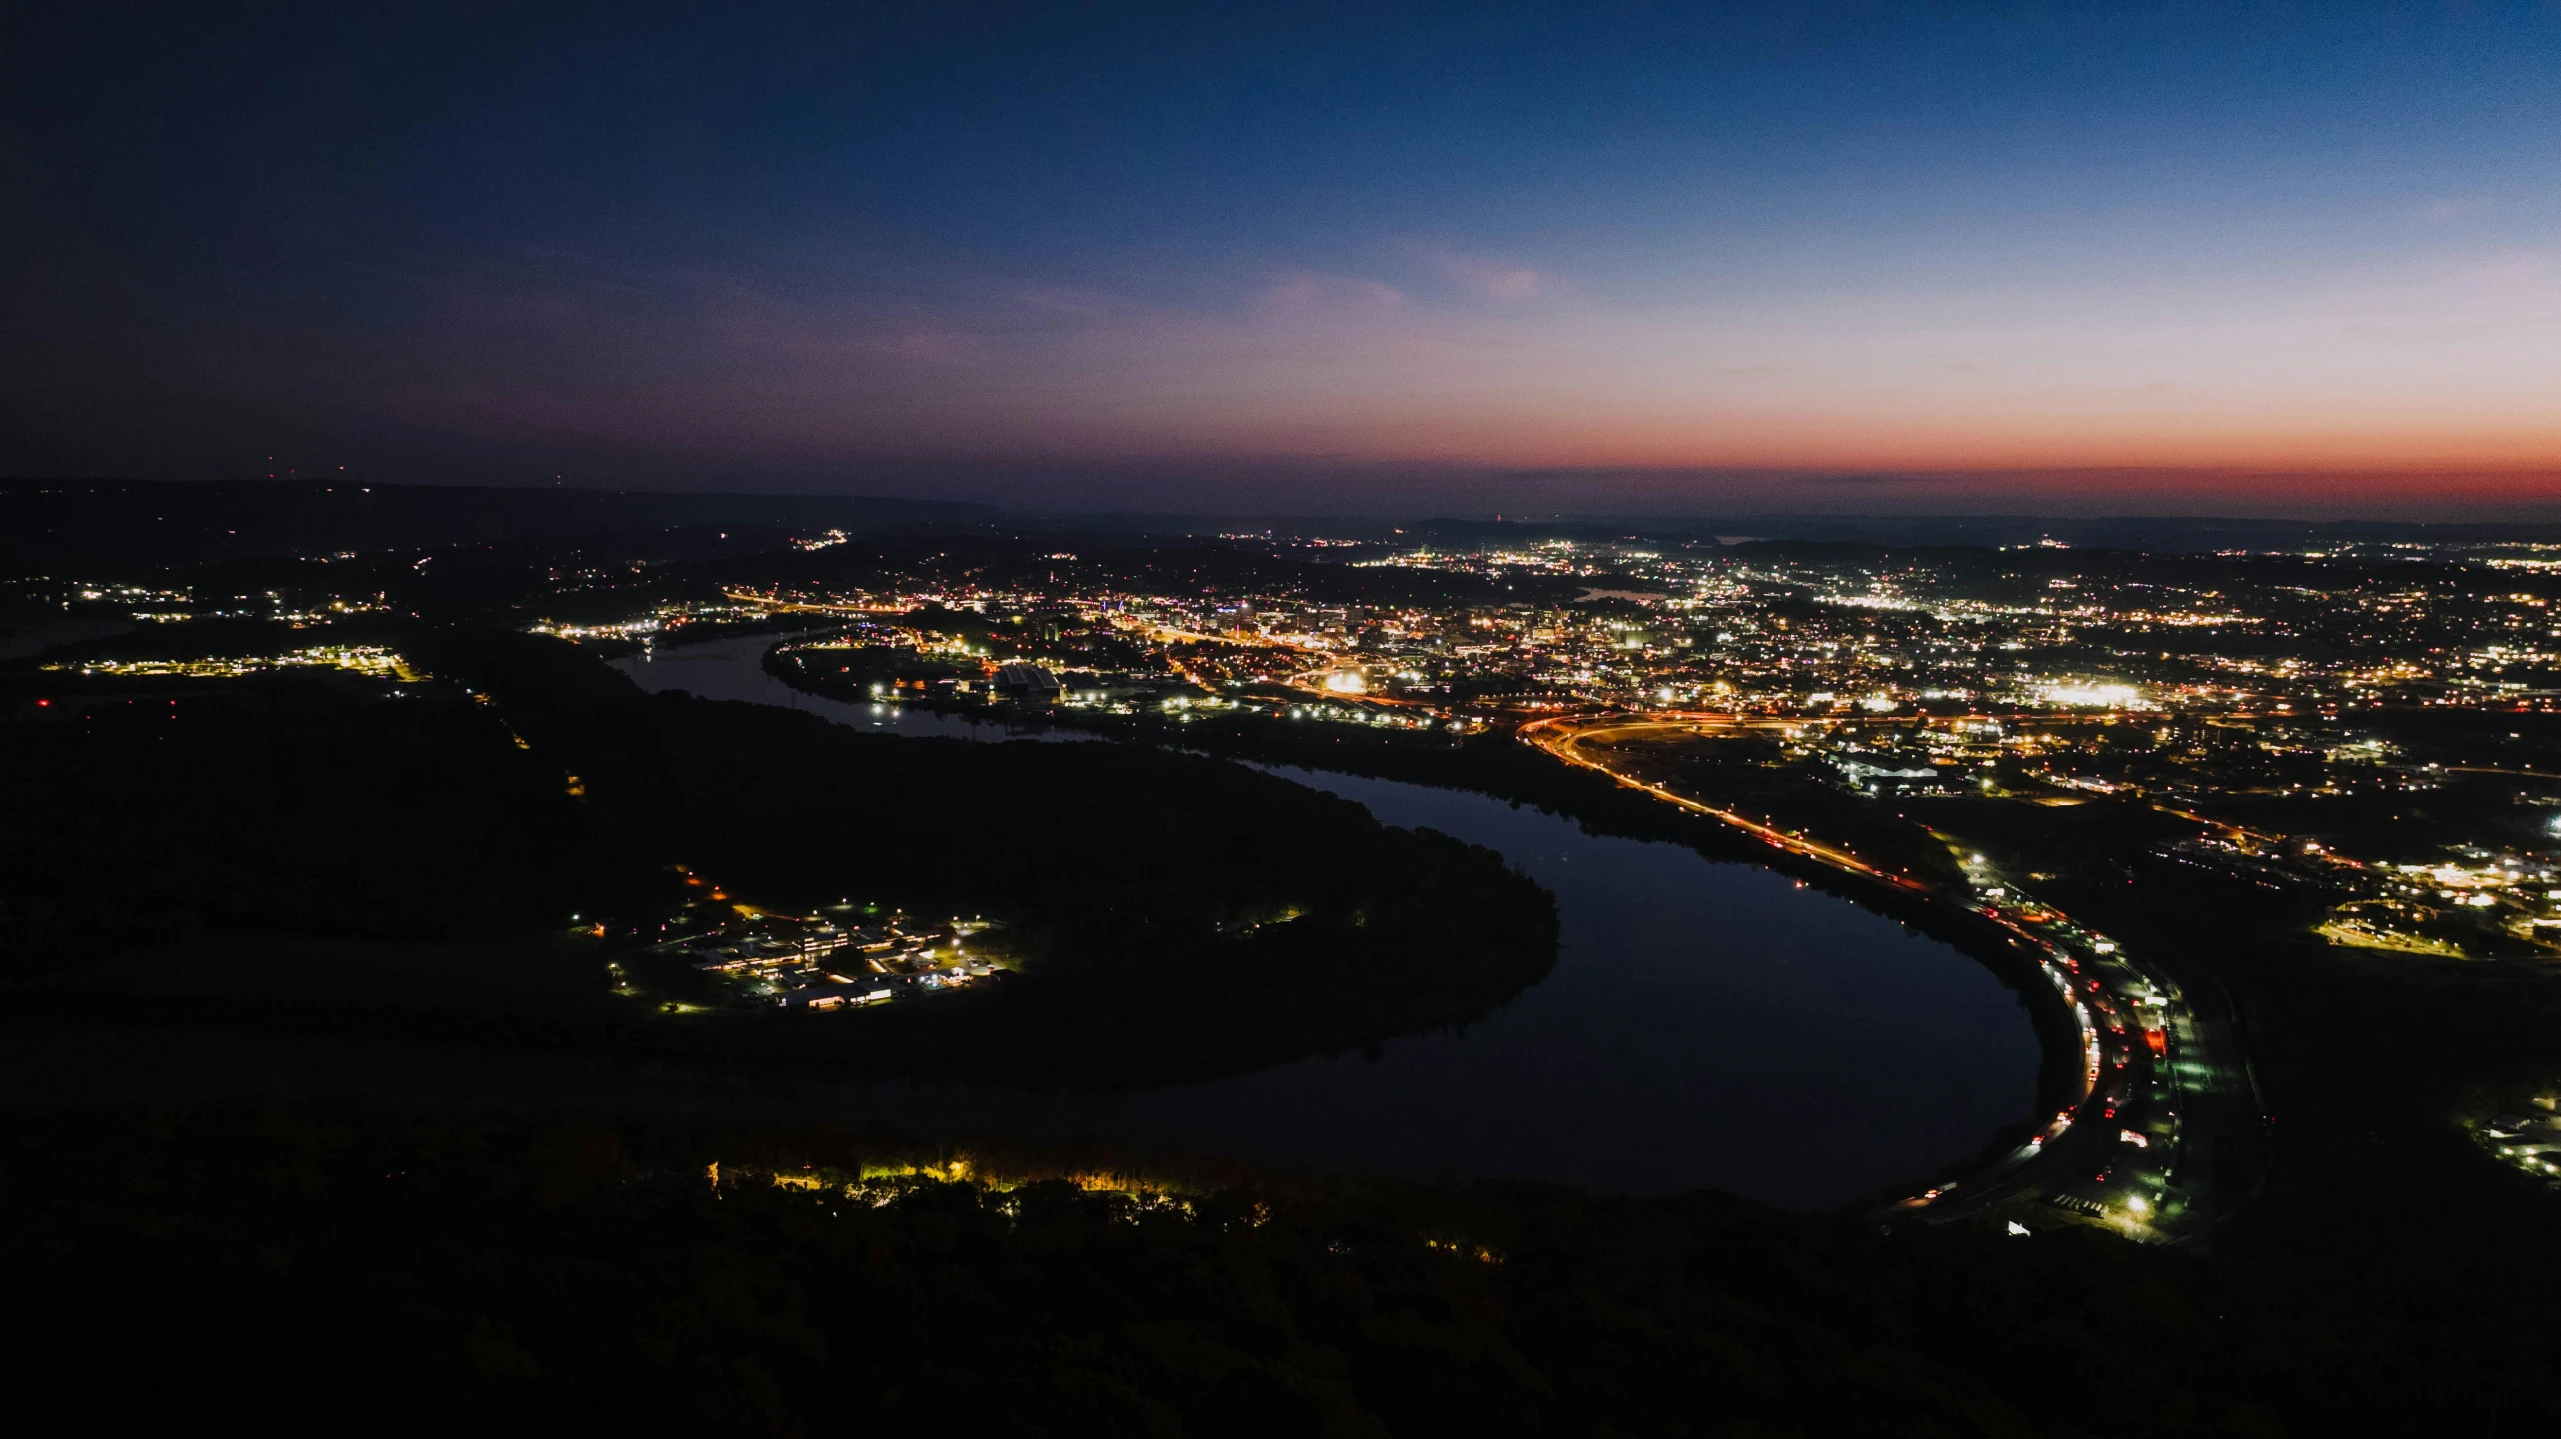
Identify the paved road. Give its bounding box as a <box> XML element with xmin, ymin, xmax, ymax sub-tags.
<box><xmin>1523</xmin><ymin>715</ymin><xmax>2264</xmax><ymax>1241</ymax></box>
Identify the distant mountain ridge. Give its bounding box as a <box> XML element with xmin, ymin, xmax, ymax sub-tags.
<box><xmin>0</xmin><ymin>479</ymin><xmax>998</xmax><ymax>574</ymax></box>
<box><xmin>18</xmin><ymin>478</ymin><xmax>2561</xmax><ymax>579</ymax></box>
<box><xmin>1391</xmin><ymin>512</ymin><xmax>2561</xmax><ymax>553</ymax></box>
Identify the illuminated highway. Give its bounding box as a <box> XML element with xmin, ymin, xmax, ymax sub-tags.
<box><xmin>1523</xmin><ymin>714</ymin><xmax>2264</xmax><ymax>1240</ymax></box>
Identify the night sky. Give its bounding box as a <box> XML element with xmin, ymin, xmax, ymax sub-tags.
<box><xmin>8</xmin><ymin>2</ymin><xmax>2561</xmax><ymax>516</ymax></box>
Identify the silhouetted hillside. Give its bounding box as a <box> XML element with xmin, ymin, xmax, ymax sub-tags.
<box><xmin>0</xmin><ymin>479</ymin><xmax>994</xmax><ymax>574</ymax></box>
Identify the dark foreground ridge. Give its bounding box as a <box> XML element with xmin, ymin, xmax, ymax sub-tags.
<box><xmin>5</xmin><ymin>1099</ymin><xmax>2556</xmax><ymax>1436</ymax></box>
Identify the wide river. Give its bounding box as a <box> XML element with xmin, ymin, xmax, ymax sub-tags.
<box><xmin>0</xmin><ymin>636</ymin><xmax>2040</xmax><ymax>1209</ymax></box>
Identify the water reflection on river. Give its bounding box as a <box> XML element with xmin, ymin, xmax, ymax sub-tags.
<box><xmin>0</xmin><ymin>637</ymin><xmax>2041</xmax><ymax>1208</ymax></box>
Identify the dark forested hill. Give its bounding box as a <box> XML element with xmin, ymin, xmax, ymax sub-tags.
<box><xmin>9</xmin><ymin>1100</ymin><xmax>2555</xmax><ymax>1437</ymax></box>
<box><xmin>0</xmin><ymin>622</ymin><xmax>1556</xmax><ymax>1084</ymax></box>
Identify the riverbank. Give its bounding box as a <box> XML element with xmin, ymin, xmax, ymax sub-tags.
<box><xmin>759</xmin><ymin>652</ymin><xmax>2097</xmax><ymax>1176</ymax></box>
<box><xmin>1</xmin><ymin>623</ymin><xmax>2045</xmax><ymax>1210</ymax></box>
<box><xmin>0</xmin><ymin>759</ymin><xmax>2040</xmax><ymax>1205</ymax></box>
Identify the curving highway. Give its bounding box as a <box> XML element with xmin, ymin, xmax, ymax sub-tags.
<box><xmin>1522</xmin><ymin>715</ymin><xmax>2266</xmax><ymax>1241</ymax></box>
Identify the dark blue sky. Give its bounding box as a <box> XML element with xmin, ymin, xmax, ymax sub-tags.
<box><xmin>9</xmin><ymin>2</ymin><xmax>2561</xmax><ymax>515</ymax></box>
